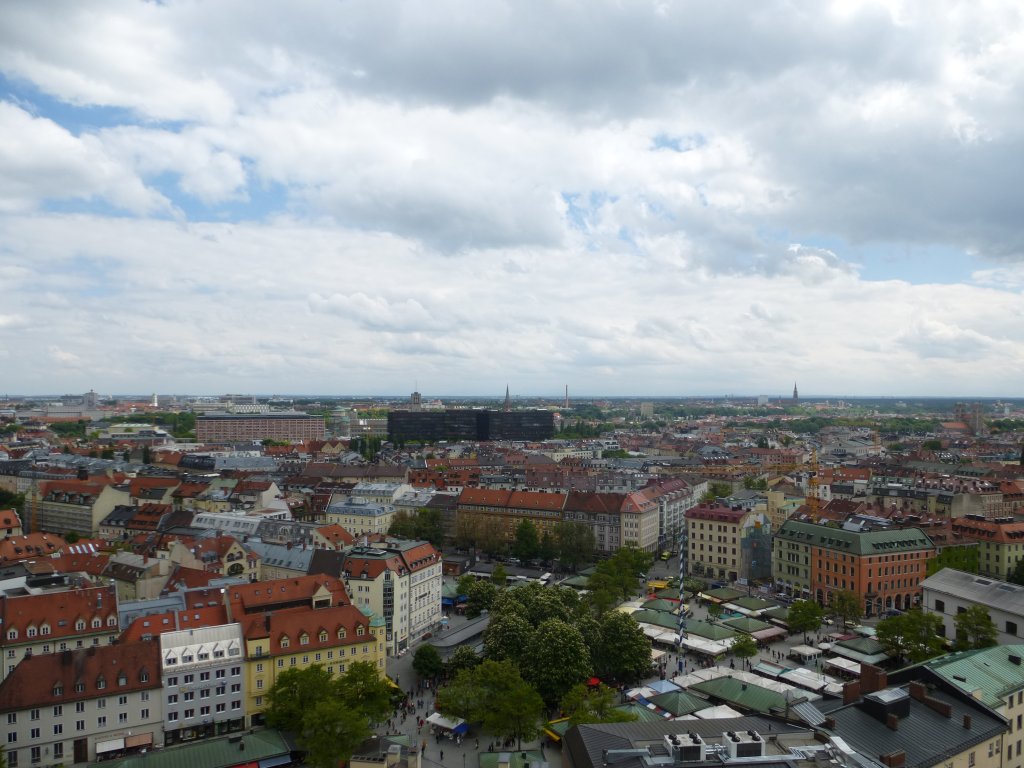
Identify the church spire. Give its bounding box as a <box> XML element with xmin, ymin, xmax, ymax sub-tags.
<box><xmin>793</xmin><ymin>382</ymin><xmax>799</xmax><ymax>402</ymax></box>
<box><xmin>503</xmin><ymin>385</ymin><xmax>511</xmax><ymax>412</ymax></box>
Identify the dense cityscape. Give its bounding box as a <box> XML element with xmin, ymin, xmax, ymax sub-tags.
<box><xmin>1</xmin><ymin>391</ymin><xmax>1024</xmax><ymax>768</ymax></box>
<box><xmin>5</xmin><ymin>2</ymin><xmax>1024</xmax><ymax>768</ymax></box>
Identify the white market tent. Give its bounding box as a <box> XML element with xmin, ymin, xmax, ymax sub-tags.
<box><xmin>426</xmin><ymin>713</ymin><xmax>468</xmax><ymax>734</ymax></box>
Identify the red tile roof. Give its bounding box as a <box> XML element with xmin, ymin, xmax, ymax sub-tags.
<box><xmin>119</xmin><ymin>606</ymin><xmax>229</xmax><ymax>642</ymax></box>
<box><xmin>0</xmin><ymin>584</ymin><xmax>119</xmax><ymax>641</ymax></box>
<box><xmin>0</xmin><ymin>533</ymin><xmax>65</xmax><ymax>564</ymax></box>
<box><xmin>226</xmin><ymin>574</ymin><xmax>349</xmax><ymax>614</ymax></box>
<box><xmin>241</xmin><ymin>604</ymin><xmax>375</xmax><ymax>654</ymax></box>
<box><xmin>0</xmin><ymin>640</ymin><xmax>160</xmax><ymax>711</ymax></box>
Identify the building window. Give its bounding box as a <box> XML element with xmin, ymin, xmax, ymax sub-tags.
<box><xmin>97</xmin><ymin>716</ymin><xmax>106</xmax><ymax>728</ymax></box>
<box><xmin>75</xmin><ymin>720</ymin><xmax>85</xmax><ymax>731</ymax></box>
<box><xmin>1009</xmin><ymin>621</ymin><xmax>1019</xmax><ymax>636</ymax></box>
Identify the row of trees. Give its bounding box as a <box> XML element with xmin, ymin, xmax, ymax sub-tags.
<box><xmin>453</xmin><ymin>517</ymin><xmax>596</xmax><ymax>570</ymax></box>
<box><xmin>784</xmin><ymin>593</ymin><xmax>997</xmax><ymax>665</ymax></box>
<box><xmin>387</xmin><ymin>507</ymin><xmax>445</xmax><ymax>547</ymax></box>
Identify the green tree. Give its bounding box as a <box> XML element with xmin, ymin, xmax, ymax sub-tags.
<box><xmin>560</xmin><ymin>683</ymin><xmax>636</xmax><ymax>726</ymax></box>
<box><xmin>412</xmin><ymin>644</ymin><xmax>445</xmax><ymax>680</ymax></box>
<box><xmin>101</xmin><ymin>447</ymin><xmax>115</xmax><ymax>460</ymax></box>
<box><xmin>412</xmin><ymin>507</ymin><xmax>445</xmax><ymax>546</ymax></box>
<box><xmin>0</xmin><ymin>490</ymin><xmax>26</xmax><ymax>516</ymax></box>
<box><xmin>456</xmin><ymin>574</ymin><xmax>476</xmax><ymax>599</ymax></box>
<box><xmin>701</xmin><ymin>482</ymin><xmax>733</xmax><ymax>503</ymax></box>
<box><xmin>537</xmin><ymin>531</ymin><xmax>557</xmax><ymax>563</ymax></box>
<box><xmin>922</xmin><ymin>439</ymin><xmax>943</xmax><ymax>451</ymax></box>
<box><xmin>927</xmin><ymin>548</ymin><xmax>979</xmax><ymax>577</ymax></box>
<box><xmin>555</xmin><ymin>521</ymin><xmax>595</xmax><ymax>571</ymax></box>
<box><xmin>445</xmin><ymin>645</ymin><xmax>481</xmax><ymax>677</ymax></box>
<box><xmin>954</xmin><ymin>605</ymin><xmax>997</xmax><ymax>650</ymax></box>
<box><xmin>438</xmin><ymin>660</ymin><xmax>543</xmax><ymax>750</ymax></box>
<box><xmin>830</xmin><ymin>590</ymin><xmax>863</xmax><ymax>629</ymax></box>
<box><xmin>388</xmin><ymin>510</ymin><xmax>418</xmax><ymax>539</ymax></box>
<box><xmin>335</xmin><ymin>661</ymin><xmax>394</xmax><ymax>724</ymax></box>
<box><xmin>731</xmin><ymin>633</ymin><xmax>758</xmax><ymax>663</ymax></box>
<box><xmin>876</xmin><ymin>609</ymin><xmax>945</xmax><ymax>663</ymax></box>
<box><xmin>465</xmin><ymin>579</ymin><xmax>497</xmax><ymax>618</ymax></box>
<box><xmin>591</xmin><ymin>611</ymin><xmax>652</xmax><ymax>684</ymax></box>
<box><xmin>300</xmin><ymin>698</ymin><xmax>372</xmax><ymax>768</ymax></box>
<box><xmin>523</xmin><ymin>619</ymin><xmax>592</xmax><ymax>706</ymax></box>
<box><xmin>265</xmin><ymin>665</ymin><xmax>337</xmax><ymax>733</ymax></box>
<box><xmin>483</xmin><ymin>610</ymin><xmax>533</xmax><ymax>665</ymax></box>
<box><xmin>513</xmin><ymin>519</ymin><xmax>540</xmax><ymax>562</ymax></box>
<box><xmin>491</xmin><ymin>563</ymin><xmax>508</xmax><ymax>586</ymax></box>
<box><xmin>706</xmin><ymin>602</ymin><xmax>723</xmax><ymax>621</ymax></box>
<box><xmin>787</xmin><ymin>600</ymin><xmax>824</xmax><ymax>641</ymax></box>
<box><xmin>1009</xmin><ymin>559</ymin><xmax>1024</xmax><ymax>586</ymax></box>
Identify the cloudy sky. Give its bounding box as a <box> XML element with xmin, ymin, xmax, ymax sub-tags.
<box><xmin>2</xmin><ymin>0</ymin><xmax>1024</xmax><ymax>398</ymax></box>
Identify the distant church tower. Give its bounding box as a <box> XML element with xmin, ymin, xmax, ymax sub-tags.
<box><xmin>792</xmin><ymin>382</ymin><xmax>799</xmax><ymax>403</ymax></box>
<box><xmin>410</xmin><ymin>390</ymin><xmax>422</xmax><ymax>411</ymax></box>
<box><xmin>503</xmin><ymin>385</ymin><xmax>511</xmax><ymax>412</ymax></box>
<box><xmin>564</xmin><ymin>385</ymin><xmax>569</xmax><ymax>410</ymax></box>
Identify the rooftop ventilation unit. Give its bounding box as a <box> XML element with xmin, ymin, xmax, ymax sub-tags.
<box><xmin>664</xmin><ymin>733</ymin><xmax>706</xmax><ymax>763</ymax></box>
<box><xmin>722</xmin><ymin>731</ymin><xmax>765</xmax><ymax>759</ymax></box>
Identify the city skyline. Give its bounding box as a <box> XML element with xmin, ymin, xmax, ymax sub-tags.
<box><xmin>3</xmin><ymin>2</ymin><xmax>1024</xmax><ymax>396</ymax></box>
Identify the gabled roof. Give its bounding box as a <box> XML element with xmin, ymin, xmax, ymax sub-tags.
<box><xmin>926</xmin><ymin>644</ymin><xmax>1024</xmax><ymax>708</ymax></box>
<box><xmin>226</xmin><ymin>574</ymin><xmax>349</xmax><ymax>614</ymax></box>
<box><xmin>241</xmin><ymin>604</ymin><xmax>374</xmax><ymax>652</ymax></box>
<box><xmin>0</xmin><ymin>640</ymin><xmax>160</xmax><ymax>711</ymax></box>
<box><xmin>0</xmin><ymin>584</ymin><xmax>118</xmax><ymax>640</ymax></box>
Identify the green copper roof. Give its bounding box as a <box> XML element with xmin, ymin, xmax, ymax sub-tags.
<box><xmin>926</xmin><ymin>645</ymin><xmax>1024</xmax><ymax>708</ymax></box>
<box><xmin>684</xmin><ymin>621</ymin><xmax>738</xmax><ymax>641</ymax></box>
<box><xmin>89</xmin><ymin>730</ymin><xmax>290</xmax><ymax>768</ymax></box>
<box><xmin>721</xmin><ymin>616</ymin><xmax>772</xmax><ymax>633</ymax></box>
<box><xmin>776</xmin><ymin>519</ymin><xmax>934</xmax><ymax>555</ymax></box>
<box><xmin>688</xmin><ymin>676</ymin><xmax>788</xmax><ymax>714</ymax></box>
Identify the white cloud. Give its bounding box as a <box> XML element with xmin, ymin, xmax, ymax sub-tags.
<box><xmin>1</xmin><ymin>1</ymin><xmax>1024</xmax><ymax>394</ymax></box>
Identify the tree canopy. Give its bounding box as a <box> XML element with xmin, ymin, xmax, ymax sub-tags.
<box><xmin>412</xmin><ymin>644</ymin><xmax>445</xmax><ymax>680</ymax></box>
<box><xmin>953</xmin><ymin>605</ymin><xmax>997</xmax><ymax>651</ymax></box>
<box><xmin>387</xmin><ymin>507</ymin><xmax>445</xmax><ymax>547</ymax></box>
<box><xmin>513</xmin><ymin>519</ymin><xmax>540</xmax><ymax>562</ymax></box>
<box><xmin>555</xmin><ymin>520</ymin><xmax>596</xmax><ymax>572</ymax></box>
<box><xmin>731</xmin><ymin>633</ymin><xmax>758</xmax><ymax>661</ymax></box>
<box><xmin>523</xmin><ymin>619</ymin><xmax>592</xmax><ymax>706</ymax></box>
<box><xmin>876</xmin><ymin>609</ymin><xmax>946</xmax><ymax>663</ymax></box>
<box><xmin>438</xmin><ymin>660</ymin><xmax>544</xmax><ymax>750</ymax></box>
<box><xmin>560</xmin><ymin>683</ymin><xmax>636</xmax><ymax>726</ymax></box>
<box><xmin>264</xmin><ymin>661</ymin><xmax>393</xmax><ymax>767</ymax></box>
<box><xmin>787</xmin><ymin>600</ymin><xmax>824</xmax><ymax>639</ymax></box>
<box><xmin>589</xmin><ymin>611</ymin><xmax>652</xmax><ymax>685</ymax></box>
<box><xmin>829</xmin><ymin>590</ymin><xmax>862</xmax><ymax>628</ymax></box>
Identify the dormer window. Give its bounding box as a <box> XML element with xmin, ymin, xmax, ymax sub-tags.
<box><xmin>53</xmin><ymin>684</ymin><xmax>63</xmax><ymax>696</ymax></box>
<box><xmin>140</xmin><ymin>670</ymin><xmax>149</xmax><ymax>683</ymax></box>
<box><xmin>118</xmin><ymin>673</ymin><xmax>127</xmax><ymax>686</ymax></box>
<box><xmin>106</xmin><ymin>617</ymin><xmax>117</xmax><ymax>627</ymax></box>
<box><xmin>91</xmin><ymin>618</ymin><xmax>101</xmax><ymax>629</ymax></box>
<box><xmin>318</xmin><ymin>631</ymin><xmax>328</xmax><ymax>642</ymax></box>
<box><xmin>299</xmin><ymin>634</ymin><xmax>309</xmax><ymax>646</ymax></box>
<box><xmin>337</xmin><ymin>628</ymin><xmax>347</xmax><ymax>639</ymax></box>
<box><xmin>96</xmin><ymin>677</ymin><xmax>106</xmax><ymax>690</ymax></box>
<box><xmin>40</xmin><ymin>624</ymin><xmax>51</xmax><ymax>635</ymax></box>
<box><xmin>74</xmin><ymin>682</ymin><xmax>85</xmax><ymax>693</ymax></box>
<box><xmin>356</xmin><ymin>626</ymin><xmax>365</xmax><ymax>637</ymax></box>
<box><xmin>26</xmin><ymin>627</ymin><xmax>37</xmax><ymax>638</ymax></box>
<box><xmin>6</xmin><ymin>629</ymin><xmax>16</xmax><ymax>640</ymax></box>
<box><xmin>280</xmin><ymin>636</ymin><xmax>290</xmax><ymax>649</ymax></box>
<box><xmin>75</xmin><ymin>620</ymin><xmax>85</xmax><ymax>631</ymax></box>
